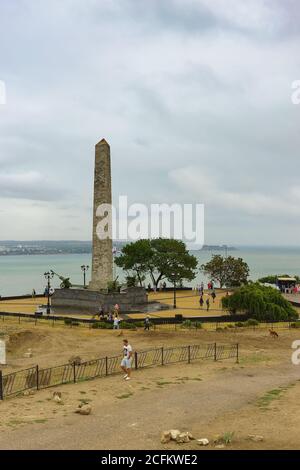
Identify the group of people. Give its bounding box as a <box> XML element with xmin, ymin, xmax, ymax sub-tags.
<box><xmin>92</xmin><ymin>303</ymin><xmax>152</xmax><ymax>331</ymax></box>
<box><xmin>197</xmin><ymin>281</ymin><xmax>217</xmax><ymax>311</ymax></box>
<box><xmin>147</xmin><ymin>281</ymin><xmax>167</xmax><ymax>293</ymax></box>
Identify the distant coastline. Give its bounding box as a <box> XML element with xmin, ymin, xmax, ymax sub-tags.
<box><xmin>0</xmin><ymin>241</ymin><xmax>236</xmax><ymax>257</ymax></box>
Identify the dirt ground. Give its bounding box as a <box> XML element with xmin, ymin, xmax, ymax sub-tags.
<box><xmin>1</xmin><ymin>321</ymin><xmax>300</xmax><ymax>450</ymax></box>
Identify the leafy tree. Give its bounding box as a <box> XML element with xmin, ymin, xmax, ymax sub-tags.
<box><xmin>115</xmin><ymin>238</ymin><xmax>198</xmax><ymax>288</ymax></box>
<box><xmin>222</xmin><ymin>283</ymin><xmax>298</xmax><ymax>322</ymax></box>
<box><xmin>115</xmin><ymin>239</ymin><xmax>152</xmax><ymax>286</ymax></box>
<box><xmin>201</xmin><ymin>255</ymin><xmax>249</xmax><ymax>288</ymax></box>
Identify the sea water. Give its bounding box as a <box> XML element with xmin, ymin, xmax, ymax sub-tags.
<box><xmin>0</xmin><ymin>246</ymin><xmax>299</xmax><ymax>297</ymax></box>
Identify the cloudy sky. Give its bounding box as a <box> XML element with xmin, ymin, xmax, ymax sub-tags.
<box><xmin>0</xmin><ymin>0</ymin><xmax>299</xmax><ymax>246</ymax></box>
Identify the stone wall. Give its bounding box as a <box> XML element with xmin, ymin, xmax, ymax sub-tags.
<box><xmin>51</xmin><ymin>287</ymin><xmax>148</xmax><ymax>313</ymax></box>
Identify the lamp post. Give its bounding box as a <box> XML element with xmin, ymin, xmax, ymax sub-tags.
<box><xmin>44</xmin><ymin>271</ymin><xmax>54</xmax><ymax>315</ymax></box>
<box><xmin>81</xmin><ymin>265</ymin><xmax>89</xmax><ymax>288</ymax></box>
<box><xmin>173</xmin><ymin>280</ymin><xmax>177</xmax><ymax>309</ymax></box>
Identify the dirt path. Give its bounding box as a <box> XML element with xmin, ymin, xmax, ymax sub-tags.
<box><xmin>0</xmin><ymin>359</ymin><xmax>299</xmax><ymax>450</ymax></box>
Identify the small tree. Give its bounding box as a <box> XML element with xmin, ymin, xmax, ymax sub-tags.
<box><xmin>201</xmin><ymin>255</ymin><xmax>249</xmax><ymax>288</ymax></box>
<box><xmin>222</xmin><ymin>283</ymin><xmax>298</xmax><ymax>322</ymax></box>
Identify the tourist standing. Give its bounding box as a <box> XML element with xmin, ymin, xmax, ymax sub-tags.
<box><xmin>144</xmin><ymin>316</ymin><xmax>150</xmax><ymax>331</ymax></box>
<box><xmin>206</xmin><ymin>298</ymin><xmax>210</xmax><ymax>311</ymax></box>
<box><xmin>199</xmin><ymin>295</ymin><xmax>204</xmax><ymax>309</ymax></box>
<box><xmin>121</xmin><ymin>339</ymin><xmax>133</xmax><ymax>381</ymax></box>
<box><xmin>211</xmin><ymin>290</ymin><xmax>216</xmax><ymax>303</ymax></box>
<box><xmin>113</xmin><ymin>315</ymin><xmax>120</xmax><ymax>330</ymax></box>
<box><xmin>32</xmin><ymin>289</ymin><xmax>36</xmax><ymax>298</ymax></box>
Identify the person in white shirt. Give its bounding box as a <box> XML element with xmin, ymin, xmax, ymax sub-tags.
<box><xmin>121</xmin><ymin>339</ymin><xmax>133</xmax><ymax>381</ymax></box>
<box><xmin>113</xmin><ymin>316</ymin><xmax>120</xmax><ymax>329</ymax></box>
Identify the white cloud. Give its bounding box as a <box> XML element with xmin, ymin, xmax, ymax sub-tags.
<box><xmin>169</xmin><ymin>166</ymin><xmax>300</xmax><ymax>217</ymax></box>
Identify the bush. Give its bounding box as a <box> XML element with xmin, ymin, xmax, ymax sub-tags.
<box><xmin>91</xmin><ymin>322</ymin><xmax>112</xmax><ymax>329</ymax></box>
<box><xmin>290</xmin><ymin>322</ymin><xmax>300</xmax><ymax>329</ymax></box>
<box><xmin>194</xmin><ymin>321</ymin><xmax>203</xmax><ymax>329</ymax></box>
<box><xmin>64</xmin><ymin>318</ymin><xmax>72</xmax><ymax>325</ymax></box>
<box><xmin>181</xmin><ymin>320</ymin><xmax>192</xmax><ymax>329</ymax></box>
<box><xmin>235</xmin><ymin>322</ymin><xmax>244</xmax><ymax>328</ymax></box>
<box><xmin>119</xmin><ymin>321</ymin><xmax>137</xmax><ymax>330</ymax></box>
<box><xmin>222</xmin><ymin>283</ymin><xmax>298</xmax><ymax>322</ymax></box>
<box><xmin>245</xmin><ymin>318</ymin><xmax>259</xmax><ymax>327</ymax></box>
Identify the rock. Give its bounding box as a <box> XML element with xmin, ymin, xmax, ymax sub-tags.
<box><xmin>248</xmin><ymin>434</ymin><xmax>264</xmax><ymax>442</ymax></box>
<box><xmin>22</xmin><ymin>389</ymin><xmax>35</xmax><ymax>397</ymax></box>
<box><xmin>176</xmin><ymin>432</ymin><xmax>190</xmax><ymax>444</ymax></box>
<box><xmin>170</xmin><ymin>429</ymin><xmax>181</xmax><ymax>440</ymax></box>
<box><xmin>161</xmin><ymin>431</ymin><xmax>171</xmax><ymax>444</ymax></box>
<box><xmin>215</xmin><ymin>444</ymin><xmax>225</xmax><ymax>449</ymax></box>
<box><xmin>52</xmin><ymin>392</ymin><xmax>62</xmax><ymax>403</ymax></box>
<box><xmin>75</xmin><ymin>404</ymin><xmax>92</xmax><ymax>415</ymax></box>
<box><xmin>197</xmin><ymin>438</ymin><xmax>209</xmax><ymax>446</ymax></box>
<box><xmin>187</xmin><ymin>432</ymin><xmax>195</xmax><ymax>440</ymax></box>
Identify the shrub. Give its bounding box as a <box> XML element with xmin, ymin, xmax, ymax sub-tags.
<box><xmin>64</xmin><ymin>318</ymin><xmax>72</xmax><ymax>325</ymax></box>
<box><xmin>235</xmin><ymin>322</ymin><xmax>244</xmax><ymax>328</ymax></box>
<box><xmin>222</xmin><ymin>283</ymin><xmax>298</xmax><ymax>322</ymax></box>
<box><xmin>245</xmin><ymin>318</ymin><xmax>259</xmax><ymax>327</ymax></box>
<box><xmin>119</xmin><ymin>321</ymin><xmax>137</xmax><ymax>330</ymax></box>
<box><xmin>181</xmin><ymin>320</ymin><xmax>192</xmax><ymax>329</ymax></box>
<box><xmin>91</xmin><ymin>322</ymin><xmax>112</xmax><ymax>329</ymax></box>
<box><xmin>290</xmin><ymin>322</ymin><xmax>300</xmax><ymax>329</ymax></box>
<box><xmin>194</xmin><ymin>321</ymin><xmax>203</xmax><ymax>329</ymax></box>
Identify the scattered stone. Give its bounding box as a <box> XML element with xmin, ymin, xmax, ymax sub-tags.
<box><xmin>68</xmin><ymin>356</ymin><xmax>82</xmax><ymax>365</ymax></box>
<box><xmin>162</xmin><ymin>429</ymin><xmax>194</xmax><ymax>444</ymax></box>
<box><xmin>75</xmin><ymin>404</ymin><xmax>92</xmax><ymax>415</ymax></box>
<box><xmin>176</xmin><ymin>432</ymin><xmax>190</xmax><ymax>444</ymax></box>
<box><xmin>170</xmin><ymin>429</ymin><xmax>181</xmax><ymax>440</ymax></box>
<box><xmin>215</xmin><ymin>444</ymin><xmax>225</xmax><ymax>449</ymax></box>
<box><xmin>52</xmin><ymin>391</ymin><xmax>62</xmax><ymax>403</ymax></box>
<box><xmin>22</xmin><ymin>389</ymin><xmax>35</xmax><ymax>396</ymax></box>
<box><xmin>197</xmin><ymin>438</ymin><xmax>209</xmax><ymax>446</ymax></box>
<box><xmin>161</xmin><ymin>431</ymin><xmax>171</xmax><ymax>444</ymax></box>
<box><xmin>248</xmin><ymin>434</ymin><xmax>264</xmax><ymax>442</ymax></box>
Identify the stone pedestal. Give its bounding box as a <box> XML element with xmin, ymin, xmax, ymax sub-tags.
<box><xmin>51</xmin><ymin>287</ymin><xmax>148</xmax><ymax>314</ymax></box>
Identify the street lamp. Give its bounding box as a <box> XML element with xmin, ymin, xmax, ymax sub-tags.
<box><xmin>44</xmin><ymin>271</ymin><xmax>54</xmax><ymax>315</ymax></box>
<box><xmin>171</xmin><ymin>272</ymin><xmax>177</xmax><ymax>309</ymax></box>
<box><xmin>81</xmin><ymin>265</ymin><xmax>89</xmax><ymax>288</ymax></box>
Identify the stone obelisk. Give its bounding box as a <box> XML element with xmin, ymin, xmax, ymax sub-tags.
<box><xmin>89</xmin><ymin>139</ymin><xmax>113</xmax><ymax>291</ymax></box>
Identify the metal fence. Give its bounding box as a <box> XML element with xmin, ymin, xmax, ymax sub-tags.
<box><xmin>0</xmin><ymin>342</ymin><xmax>238</xmax><ymax>400</ymax></box>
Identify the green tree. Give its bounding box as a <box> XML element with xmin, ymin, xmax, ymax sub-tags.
<box><xmin>201</xmin><ymin>255</ymin><xmax>249</xmax><ymax>288</ymax></box>
<box><xmin>222</xmin><ymin>283</ymin><xmax>298</xmax><ymax>322</ymax></box>
<box><xmin>115</xmin><ymin>238</ymin><xmax>198</xmax><ymax>288</ymax></box>
<box><xmin>114</xmin><ymin>239</ymin><xmax>152</xmax><ymax>287</ymax></box>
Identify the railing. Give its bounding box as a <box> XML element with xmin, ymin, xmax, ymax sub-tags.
<box><xmin>0</xmin><ymin>342</ymin><xmax>239</xmax><ymax>400</ymax></box>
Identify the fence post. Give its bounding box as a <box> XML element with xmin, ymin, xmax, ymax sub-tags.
<box><xmin>0</xmin><ymin>370</ymin><xmax>3</xmax><ymax>400</ymax></box>
<box><xmin>236</xmin><ymin>343</ymin><xmax>239</xmax><ymax>363</ymax></box>
<box><xmin>36</xmin><ymin>365</ymin><xmax>39</xmax><ymax>390</ymax></box>
<box><xmin>135</xmin><ymin>351</ymin><xmax>138</xmax><ymax>370</ymax></box>
<box><xmin>214</xmin><ymin>342</ymin><xmax>217</xmax><ymax>361</ymax></box>
<box><xmin>73</xmin><ymin>362</ymin><xmax>76</xmax><ymax>383</ymax></box>
<box><xmin>188</xmin><ymin>345</ymin><xmax>191</xmax><ymax>364</ymax></box>
<box><xmin>161</xmin><ymin>347</ymin><xmax>164</xmax><ymax>365</ymax></box>
<box><xmin>105</xmin><ymin>356</ymin><xmax>108</xmax><ymax>376</ymax></box>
